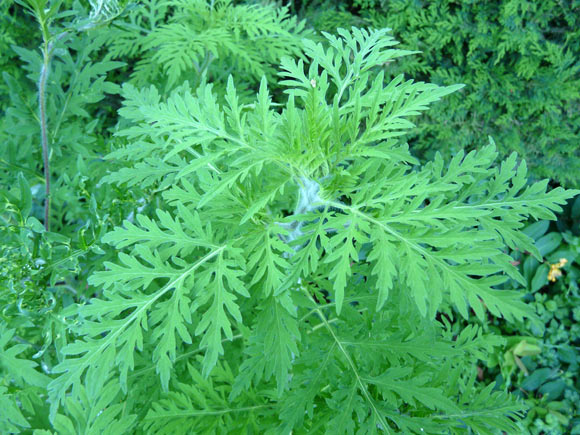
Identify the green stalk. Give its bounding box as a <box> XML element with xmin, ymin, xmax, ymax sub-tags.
<box><xmin>38</xmin><ymin>47</ymin><xmax>51</xmax><ymax>231</ymax></box>
<box><xmin>37</xmin><ymin>17</ymin><xmax>68</xmax><ymax>231</ymax></box>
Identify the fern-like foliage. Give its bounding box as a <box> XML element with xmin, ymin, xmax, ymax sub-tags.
<box><xmin>143</xmin><ymin>361</ymin><xmax>277</xmax><ymax>434</ymax></box>
<box><xmin>0</xmin><ymin>323</ymin><xmax>52</xmax><ymax>433</ymax></box>
<box><xmin>1</xmin><ymin>25</ymin><xmax>124</xmax><ymax>224</ymax></box>
<box><xmin>105</xmin><ymin>0</ymin><xmax>313</xmax><ymax>89</ymax></box>
<box><xmin>47</xmin><ymin>27</ymin><xmax>579</xmax><ymax>432</ymax></box>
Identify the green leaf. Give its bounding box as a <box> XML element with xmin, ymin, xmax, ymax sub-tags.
<box><xmin>521</xmin><ymin>368</ymin><xmax>553</xmax><ymax>391</ymax></box>
<box><xmin>536</xmin><ymin>232</ymin><xmax>563</xmax><ymax>257</ymax></box>
<box><xmin>49</xmin><ymin>245</ymin><xmax>225</xmax><ymax>418</ymax></box>
<box><xmin>366</xmin><ymin>228</ymin><xmax>398</xmax><ymax>310</ymax></box>
<box><xmin>232</xmin><ymin>293</ymin><xmax>300</xmax><ymax>397</ymax></box>
<box><xmin>364</xmin><ymin>367</ymin><xmax>459</xmax><ymax>412</ymax></box>
<box><xmin>192</xmin><ymin>249</ymin><xmax>248</xmax><ymax>377</ymax></box>
<box><xmin>531</xmin><ymin>264</ymin><xmax>549</xmax><ymax>292</ymax></box>
<box><xmin>245</xmin><ymin>226</ymin><xmax>293</xmax><ymax>297</ymax></box>
<box><xmin>323</xmin><ymin>214</ymin><xmax>367</xmax><ymax>315</ymax></box>
<box><xmin>539</xmin><ymin>380</ymin><xmax>566</xmax><ymax>400</ymax></box>
<box><xmin>523</xmin><ymin>220</ymin><xmax>550</xmax><ymax>240</ymax></box>
<box><xmin>102</xmin><ymin>206</ymin><xmax>215</xmax><ymax>255</ymax></box>
<box><xmin>0</xmin><ymin>325</ymin><xmax>51</xmax><ymax>388</ymax></box>
<box><xmin>0</xmin><ymin>387</ymin><xmax>30</xmax><ymax>433</ymax></box>
<box><xmin>17</xmin><ymin>172</ymin><xmax>32</xmax><ymax>218</ymax></box>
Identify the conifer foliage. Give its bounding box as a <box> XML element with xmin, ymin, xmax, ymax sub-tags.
<box><xmin>1</xmin><ymin>1</ymin><xmax>579</xmax><ymax>433</ymax></box>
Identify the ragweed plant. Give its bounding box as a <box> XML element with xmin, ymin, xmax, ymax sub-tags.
<box><xmin>1</xmin><ymin>6</ymin><xmax>579</xmax><ymax>431</ymax></box>
<box><xmin>44</xmin><ymin>28</ymin><xmax>578</xmax><ymax>433</ymax></box>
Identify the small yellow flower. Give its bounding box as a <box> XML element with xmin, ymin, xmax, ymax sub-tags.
<box><xmin>547</xmin><ymin>258</ymin><xmax>568</xmax><ymax>282</ymax></box>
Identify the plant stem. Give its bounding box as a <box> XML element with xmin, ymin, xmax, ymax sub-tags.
<box><xmin>39</xmin><ymin>49</ymin><xmax>51</xmax><ymax>231</ymax></box>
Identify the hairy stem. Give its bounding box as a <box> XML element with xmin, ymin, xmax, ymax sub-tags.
<box><xmin>37</xmin><ymin>29</ymin><xmax>68</xmax><ymax>231</ymax></box>
<box><xmin>39</xmin><ymin>50</ymin><xmax>51</xmax><ymax>231</ymax></box>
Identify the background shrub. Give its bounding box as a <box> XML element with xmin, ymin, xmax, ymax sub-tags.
<box><xmin>301</xmin><ymin>0</ymin><xmax>580</xmax><ymax>187</ymax></box>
